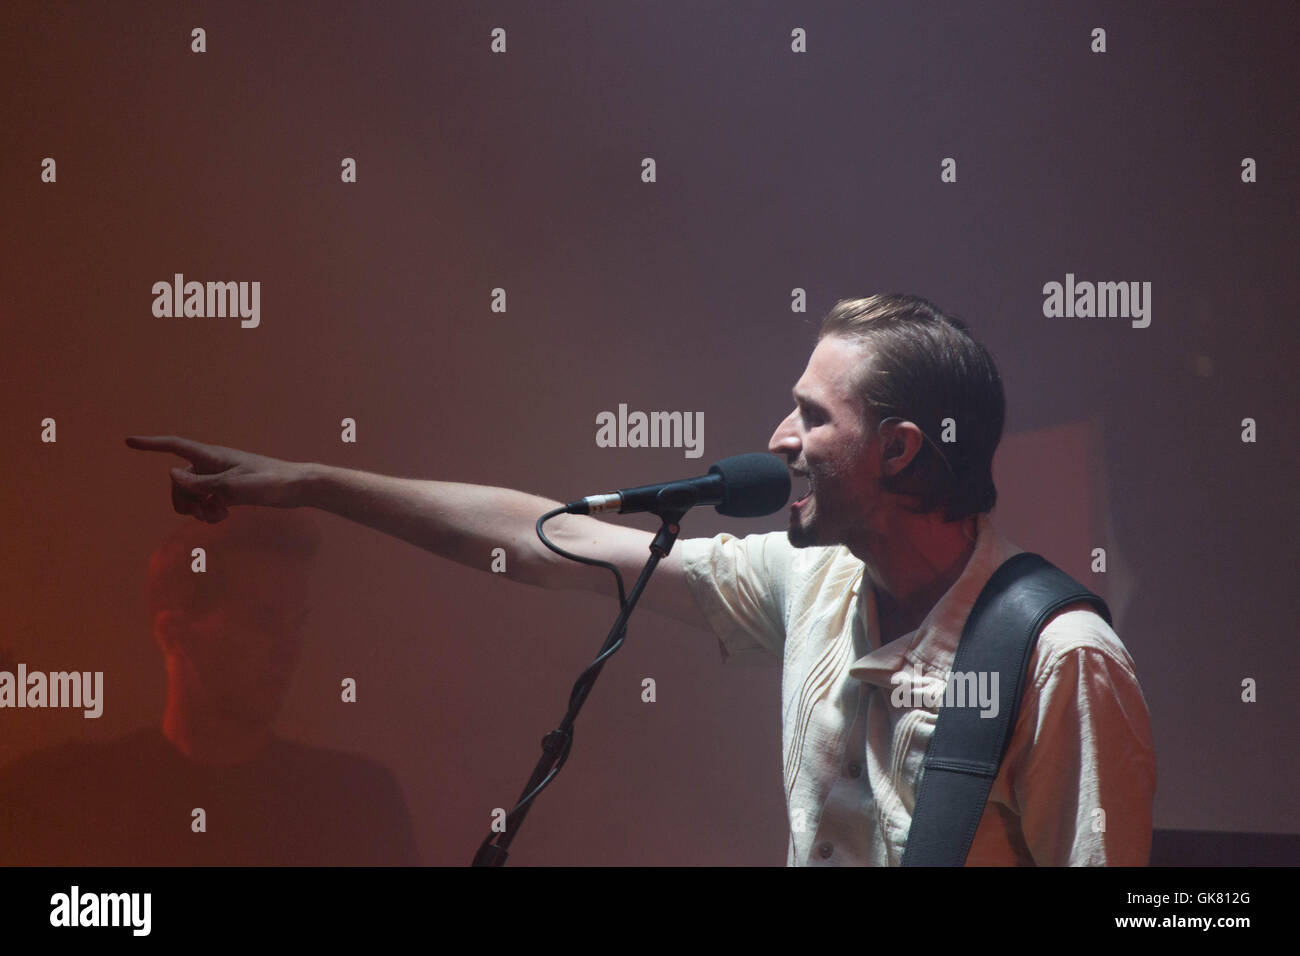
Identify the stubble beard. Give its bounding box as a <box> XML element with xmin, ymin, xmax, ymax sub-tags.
<box><xmin>787</xmin><ymin>521</ymin><xmax>816</xmax><ymax>549</ymax></box>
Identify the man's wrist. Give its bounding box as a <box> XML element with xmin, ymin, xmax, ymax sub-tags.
<box><xmin>292</xmin><ymin>461</ymin><xmax>331</xmax><ymax>510</ymax></box>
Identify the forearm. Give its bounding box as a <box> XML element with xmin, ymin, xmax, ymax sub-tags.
<box><xmin>298</xmin><ymin>462</ymin><xmax>589</xmax><ymax>587</ymax></box>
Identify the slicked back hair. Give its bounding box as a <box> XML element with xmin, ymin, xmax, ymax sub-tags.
<box><xmin>145</xmin><ymin>508</ymin><xmax>322</xmax><ymax>622</ymax></box>
<box><xmin>818</xmin><ymin>294</ymin><xmax>1004</xmax><ymax>521</ymax></box>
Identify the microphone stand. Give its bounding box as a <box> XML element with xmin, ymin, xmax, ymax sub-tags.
<box><xmin>470</xmin><ymin>506</ymin><xmax>686</xmax><ymax>866</ymax></box>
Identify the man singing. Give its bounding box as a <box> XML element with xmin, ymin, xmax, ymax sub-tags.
<box><xmin>127</xmin><ymin>293</ymin><xmax>1157</xmax><ymax>866</ymax></box>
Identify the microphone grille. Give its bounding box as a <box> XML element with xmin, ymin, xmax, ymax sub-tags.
<box><xmin>708</xmin><ymin>453</ymin><xmax>791</xmax><ymax>518</ymax></box>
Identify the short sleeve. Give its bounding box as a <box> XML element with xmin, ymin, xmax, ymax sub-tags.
<box><xmin>1005</xmin><ymin>623</ymin><xmax>1157</xmax><ymax>866</ymax></box>
<box><xmin>675</xmin><ymin>532</ymin><xmax>795</xmax><ymax>661</ymax></box>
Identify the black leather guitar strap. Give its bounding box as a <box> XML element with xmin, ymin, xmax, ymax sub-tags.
<box><xmin>900</xmin><ymin>552</ymin><xmax>1111</xmax><ymax>866</ymax></box>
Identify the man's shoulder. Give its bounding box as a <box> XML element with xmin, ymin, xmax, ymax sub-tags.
<box><xmin>269</xmin><ymin>737</ymin><xmax>404</xmax><ymax>791</ymax></box>
<box><xmin>267</xmin><ymin>737</ymin><xmax>417</xmax><ymax>863</ymax></box>
<box><xmin>1033</xmin><ymin>600</ymin><xmax>1139</xmax><ymax>681</ymax></box>
<box><xmin>0</xmin><ymin>727</ymin><xmax>157</xmax><ymax>779</ymax></box>
<box><xmin>978</xmin><ymin>540</ymin><xmax>1139</xmax><ymax>678</ymax></box>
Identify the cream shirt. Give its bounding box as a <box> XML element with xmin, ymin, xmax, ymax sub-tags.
<box><xmin>676</xmin><ymin>514</ymin><xmax>1157</xmax><ymax>866</ymax></box>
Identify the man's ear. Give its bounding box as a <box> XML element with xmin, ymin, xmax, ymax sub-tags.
<box><xmin>880</xmin><ymin>421</ymin><xmax>924</xmax><ymax>475</ymax></box>
<box><xmin>153</xmin><ymin>609</ymin><xmax>186</xmax><ymax>654</ymax></box>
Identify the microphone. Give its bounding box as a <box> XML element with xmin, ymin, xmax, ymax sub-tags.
<box><xmin>564</xmin><ymin>453</ymin><xmax>791</xmax><ymax>518</ymax></box>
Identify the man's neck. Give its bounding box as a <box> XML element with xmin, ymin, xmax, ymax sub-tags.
<box><xmin>852</xmin><ymin>512</ymin><xmax>978</xmax><ymax>645</ymax></box>
<box><xmin>161</xmin><ymin>695</ymin><xmax>273</xmax><ymax>767</ymax></box>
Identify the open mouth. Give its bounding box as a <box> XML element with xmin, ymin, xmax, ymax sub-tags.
<box><xmin>793</xmin><ymin>475</ymin><xmax>812</xmax><ymax>505</ymax></box>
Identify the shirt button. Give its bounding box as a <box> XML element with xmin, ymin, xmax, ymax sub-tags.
<box><xmin>819</xmin><ymin>843</ymin><xmax>833</xmax><ymax>859</ymax></box>
<box><xmin>847</xmin><ymin>763</ymin><xmax>862</xmax><ymax>778</ymax></box>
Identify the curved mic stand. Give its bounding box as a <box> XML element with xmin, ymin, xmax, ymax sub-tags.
<box><xmin>470</xmin><ymin>506</ymin><xmax>686</xmax><ymax>867</ymax></box>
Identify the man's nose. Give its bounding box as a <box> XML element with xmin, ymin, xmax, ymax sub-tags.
<box><xmin>768</xmin><ymin>408</ymin><xmax>800</xmax><ymax>458</ymax></box>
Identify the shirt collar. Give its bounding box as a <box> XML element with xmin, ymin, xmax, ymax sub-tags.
<box><xmin>847</xmin><ymin>514</ymin><xmax>1023</xmax><ymax>687</ymax></box>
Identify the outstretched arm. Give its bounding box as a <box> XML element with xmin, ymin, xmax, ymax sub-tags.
<box><xmin>124</xmin><ymin>435</ymin><xmax>708</xmax><ymax>629</ymax></box>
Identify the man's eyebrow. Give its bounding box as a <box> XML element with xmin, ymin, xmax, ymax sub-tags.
<box><xmin>793</xmin><ymin>389</ymin><xmax>824</xmax><ymax>408</ymax></box>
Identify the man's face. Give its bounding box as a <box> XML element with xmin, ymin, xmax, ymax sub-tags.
<box><xmin>169</xmin><ymin>555</ymin><xmax>311</xmax><ymax>726</ymax></box>
<box><xmin>768</xmin><ymin>335</ymin><xmax>881</xmax><ymax>548</ymax></box>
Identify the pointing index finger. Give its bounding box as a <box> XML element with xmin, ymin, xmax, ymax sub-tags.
<box><xmin>124</xmin><ymin>435</ymin><xmax>207</xmax><ymax>460</ymax></box>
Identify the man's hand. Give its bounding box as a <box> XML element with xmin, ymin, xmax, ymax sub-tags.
<box><xmin>124</xmin><ymin>435</ymin><xmax>306</xmax><ymax>523</ymax></box>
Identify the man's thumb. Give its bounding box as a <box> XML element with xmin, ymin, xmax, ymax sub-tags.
<box><xmin>170</xmin><ymin>466</ymin><xmax>216</xmax><ymax>493</ymax></box>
